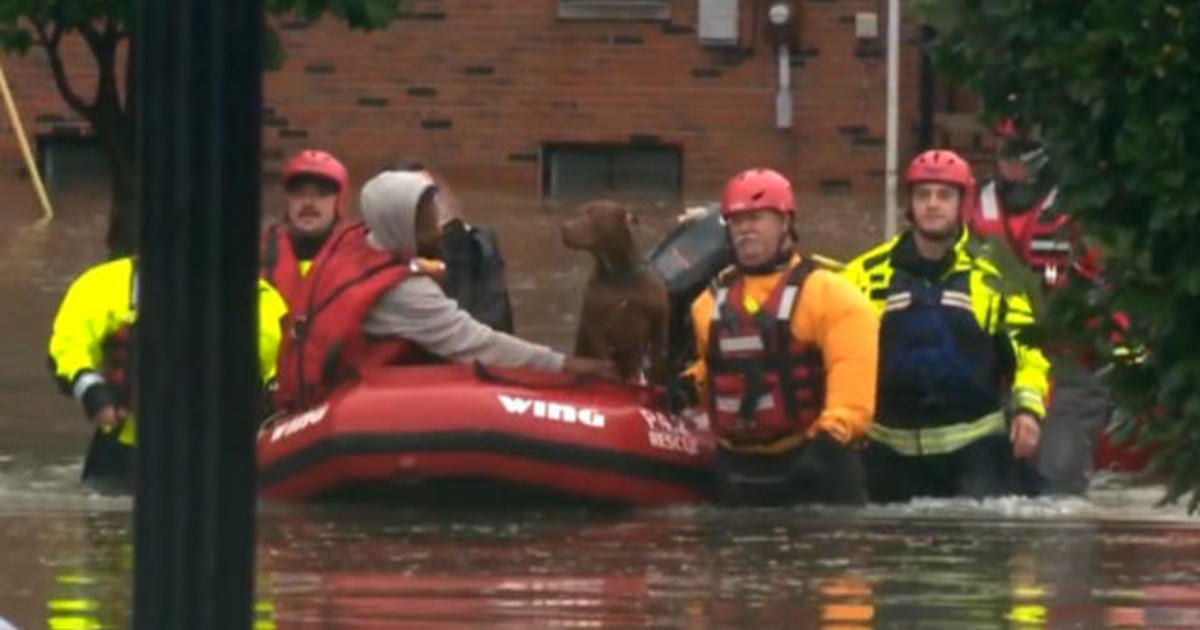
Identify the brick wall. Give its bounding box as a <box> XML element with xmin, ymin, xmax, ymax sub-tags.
<box><xmin>1</xmin><ymin>0</ymin><xmax>924</xmax><ymax>206</ymax></box>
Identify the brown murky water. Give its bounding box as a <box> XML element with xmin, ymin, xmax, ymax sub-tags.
<box><xmin>1</xmin><ymin>180</ymin><xmax>1198</xmax><ymax>630</ymax></box>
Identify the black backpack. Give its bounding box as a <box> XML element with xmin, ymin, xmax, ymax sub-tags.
<box><xmin>644</xmin><ymin>206</ymin><xmax>734</xmax><ymax>372</ymax></box>
<box><xmin>441</xmin><ymin>219</ymin><xmax>515</xmax><ymax>333</ymax></box>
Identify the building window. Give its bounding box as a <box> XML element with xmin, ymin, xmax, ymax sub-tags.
<box><xmin>557</xmin><ymin>0</ymin><xmax>670</xmax><ymax>21</ymax></box>
<box><xmin>37</xmin><ymin>135</ymin><xmax>110</xmax><ymax>193</ymax></box>
<box><xmin>542</xmin><ymin>143</ymin><xmax>682</xmax><ymax>199</ymax></box>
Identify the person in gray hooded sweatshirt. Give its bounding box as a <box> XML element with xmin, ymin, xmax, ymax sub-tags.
<box><xmin>358</xmin><ymin>170</ymin><xmax>616</xmax><ymax>378</ymax></box>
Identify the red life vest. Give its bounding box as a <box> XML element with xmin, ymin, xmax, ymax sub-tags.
<box><xmin>970</xmin><ymin>182</ymin><xmax>1073</xmax><ymax>288</ymax></box>
<box><xmin>973</xmin><ymin>183</ymin><xmax>1130</xmax><ymax>366</ymax></box>
<box><xmin>275</xmin><ymin>223</ymin><xmax>423</xmax><ymax>411</ymax></box>
<box><xmin>260</xmin><ymin>223</ymin><xmax>304</xmax><ymax>308</ymax></box>
<box><xmin>705</xmin><ymin>258</ymin><xmax>826</xmax><ymax>447</ymax></box>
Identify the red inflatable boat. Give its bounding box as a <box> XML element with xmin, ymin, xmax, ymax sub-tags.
<box><xmin>257</xmin><ymin>363</ymin><xmax>715</xmax><ymax>506</ymax></box>
<box><xmin>1093</xmin><ymin>416</ymin><xmax>1162</xmax><ymax>474</ymax></box>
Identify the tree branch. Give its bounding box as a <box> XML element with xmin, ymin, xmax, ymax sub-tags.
<box><xmin>77</xmin><ymin>19</ymin><xmax>102</xmax><ymax>52</ymax></box>
<box><xmin>28</xmin><ymin>16</ymin><xmax>94</xmax><ymax>119</ymax></box>
<box><xmin>75</xmin><ymin>17</ymin><xmax>125</xmax><ymax>124</ymax></box>
<box><xmin>28</xmin><ymin>15</ymin><xmax>61</xmax><ymax>48</ymax></box>
<box><xmin>122</xmin><ymin>28</ymin><xmax>135</xmax><ymax>118</ymax></box>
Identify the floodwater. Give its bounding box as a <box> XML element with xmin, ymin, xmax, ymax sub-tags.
<box><xmin>1</xmin><ymin>180</ymin><xmax>1198</xmax><ymax>629</ymax></box>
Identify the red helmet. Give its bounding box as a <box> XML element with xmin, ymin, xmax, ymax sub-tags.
<box><xmin>282</xmin><ymin>149</ymin><xmax>349</xmax><ymax>214</ymax></box>
<box><xmin>905</xmin><ymin>149</ymin><xmax>976</xmax><ymax>215</ymax></box>
<box><xmin>992</xmin><ymin>118</ymin><xmax>1050</xmax><ymax>183</ymax></box>
<box><xmin>994</xmin><ymin>118</ymin><xmax>1019</xmax><ymax>138</ymax></box>
<box><xmin>720</xmin><ymin>168</ymin><xmax>794</xmax><ymax>218</ymax></box>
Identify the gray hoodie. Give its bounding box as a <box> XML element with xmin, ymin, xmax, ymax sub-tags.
<box><xmin>358</xmin><ymin>171</ymin><xmax>564</xmax><ymax>371</ymax></box>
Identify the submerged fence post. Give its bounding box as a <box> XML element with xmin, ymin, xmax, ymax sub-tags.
<box><xmin>134</xmin><ymin>1</ymin><xmax>263</xmax><ymax>629</ymax></box>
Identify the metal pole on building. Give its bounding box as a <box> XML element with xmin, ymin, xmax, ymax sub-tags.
<box><xmin>0</xmin><ymin>57</ymin><xmax>54</xmax><ymax>223</ymax></box>
<box><xmin>134</xmin><ymin>1</ymin><xmax>263</xmax><ymax>629</ymax></box>
<box><xmin>884</xmin><ymin>0</ymin><xmax>901</xmax><ymax>238</ymax></box>
<box><xmin>775</xmin><ymin>42</ymin><xmax>793</xmax><ymax>130</ymax></box>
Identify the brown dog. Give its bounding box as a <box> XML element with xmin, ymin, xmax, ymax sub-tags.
<box><xmin>562</xmin><ymin>200</ymin><xmax>670</xmax><ymax>383</ymax></box>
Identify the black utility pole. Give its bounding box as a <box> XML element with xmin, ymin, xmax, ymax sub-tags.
<box><xmin>917</xmin><ymin>25</ymin><xmax>937</xmax><ymax>151</ymax></box>
<box><xmin>134</xmin><ymin>1</ymin><xmax>263</xmax><ymax>629</ymax></box>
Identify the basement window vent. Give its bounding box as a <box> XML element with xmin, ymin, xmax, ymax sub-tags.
<box><xmin>542</xmin><ymin>143</ymin><xmax>682</xmax><ymax>200</ymax></box>
<box><xmin>37</xmin><ymin>135</ymin><xmax>110</xmax><ymax>194</ymax></box>
<box><xmin>557</xmin><ymin>0</ymin><xmax>670</xmax><ymax>20</ymax></box>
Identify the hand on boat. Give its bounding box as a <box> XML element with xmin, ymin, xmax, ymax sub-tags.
<box><xmin>665</xmin><ymin>375</ymin><xmax>698</xmax><ymax>413</ymax></box>
<box><xmin>1009</xmin><ymin>413</ymin><xmax>1041</xmax><ymax>459</ymax></box>
<box><xmin>562</xmin><ymin>355</ymin><xmax>620</xmax><ymax>381</ymax></box>
<box><xmin>676</xmin><ymin>206</ymin><xmax>710</xmax><ymax>224</ymax></box>
<box><xmin>91</xmin><ymin>404</ymin><xmax>126</xmax><ymax>434</ymax></box>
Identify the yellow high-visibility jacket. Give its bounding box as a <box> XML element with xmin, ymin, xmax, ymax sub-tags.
<box><xmin>841</xmin><ymin>229</ymin><xmax>1050</xmax><ymax>454</ymax></box>
<box><xmin>47</xmin><ymin>256</ymin><xmax>287</xmax><ymax>446</ymax></box>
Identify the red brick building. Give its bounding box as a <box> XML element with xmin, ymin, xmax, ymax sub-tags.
<box><xmin>0</xmin><ymin>0</ymin><xmax>985</xmax><ymax>210</ymax></box>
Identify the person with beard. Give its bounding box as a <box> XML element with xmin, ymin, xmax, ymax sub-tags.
<box><xmin>261</xmin><ymin>149</ymin><xmax>349</xmax><ymax>308</ymax></box>
<box><xmin>842</xmin><ymin>149</ymin><xmax>1050</xmax><ymax>501</ymax></box>
<box><xmin>273</xmin><ymin>170</ymin><xmax>617</xmax><ymax>412</ymax></box>
<box><xmin>673</xmin><ymin>168</ymin><xmax>878</xmax><ymax>506</ymax></box>
<box><xmin>966</xmin><ymin>121</ymin><xmax>1113</xmax><ymax>496</ymax></box>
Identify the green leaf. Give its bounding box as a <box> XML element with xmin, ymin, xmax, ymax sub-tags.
<box><xmin>918</xmin><ymin>0</ymin><xmax>1200</xmax><ymax>511</ymax></box>
<box><xmin>361</xmin><ymin>0</ymin><xmax>396</xmax><ymax>29</ymax></box>
<box><xmin>262</xmin><ymin>22</ymin><xmax>285</xmax><ymax>71</ymax></box>
<box><xmin>0</xmin><ymin>26</ymin><xmax>32</xmax><ymax>53</ymax></box>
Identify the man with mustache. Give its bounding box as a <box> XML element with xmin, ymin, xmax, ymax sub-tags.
<box><xmin>273</xmin><ymin>170</ymin><xmax>617</xmax><ymax>412</ymax></box>
<box><xmin>262</xmin><ymin>149</ymin><xmax>349</xmax><ymax>308</ymax></box>
<box><xmin>676</xmin><ymin>168</ymin><xmax>879</xmax><ymax>505</ymax></box>
<box><xmin>842</xmin><ymin>149</ymin><xmax>1050</xmax><ymax>501</ymax></box>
